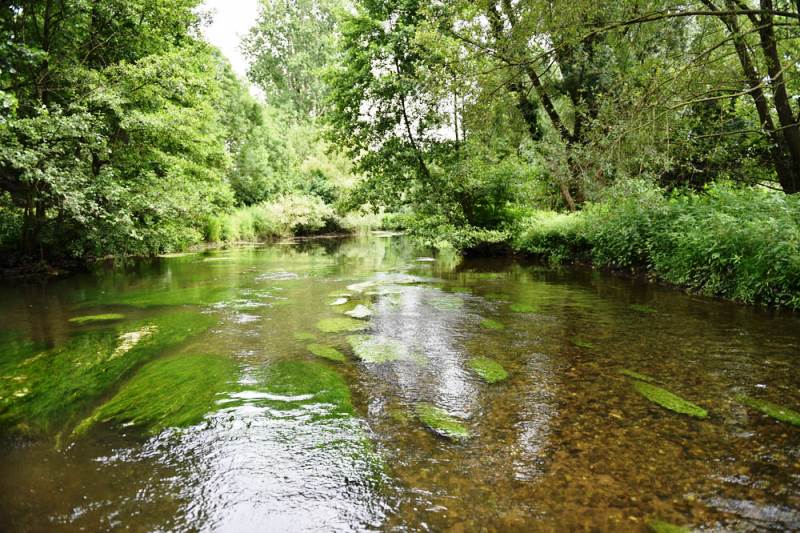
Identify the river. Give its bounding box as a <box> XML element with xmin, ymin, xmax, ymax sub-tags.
<box><xmin>0</xmin><ymin>234</ymin><xmax>798</xmax><ymax>531</ymax></box>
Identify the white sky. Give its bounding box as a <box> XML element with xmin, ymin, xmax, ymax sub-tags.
<box><xmin>199</xmin><ymin>0</ymin><xmax>261</xmax><ymax>79</ymax></box>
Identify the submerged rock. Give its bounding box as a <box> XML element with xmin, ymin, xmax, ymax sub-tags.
<box><xmin>480</xmin><ymin>319</ymin><xmax>505</xmax><ymax>330</ymax></box>
<box><xmin>307</xmin><ymin>343</ymin><xmax>346</xmax><ymax>362</ymax></box>
<box><xmin>316</xmin><ymin>317</ymin><xmax>369</xmax><ymax>333</ymax></box>
<box><xmin>68</xmin><ymin>313</ymin><xmax>126</xmax><ymax>325</ymax></box>
<box><xmin>632</xmin><ymin>381</ymin><xmax>708</xmax><ymax>419</ymax></box>
<box><xmin>415</xmin><ymin>403</ymin><xmax>470</xmax><ymax>441</ymax></box>
<box><xmin>345</xmin><ymin>304</ymin><xmax>372</xmax><ymax>319</ymax></box>
<box><xmin>467</xmin><ymin>357</ymin><xmax>508</xmax><ymax>383</ymax></box>
<box><xmin>347</xmin><ymin>335</ymin><xmax>409</xmax><ymax>363</ymax></box>
<box><xmin>329</xmin><ymin>297</ymin><xmax>349</xmax><ymax>306</ymax></box>
<box><xmin>737</xmin><ymin>395</ymin><xmax>800</xmax><ymax>426</ymax></box>
<box><xmin>73</xmin><ymin>353</ymin><xmax>238</xmax><ymax>436</ymax></box>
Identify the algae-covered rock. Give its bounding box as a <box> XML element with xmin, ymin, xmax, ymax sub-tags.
<box><xmin>619</xmin><ymin>369</ymin><xmax>658</xmax><ymax>383</ymax></box>
<box><xmin>68</xmin><ymin>313</ymin><xmax>126</xmax><ymax>325</ymax></box>
<box><xmin>480</xmin><ymin>318</ymin><xmax>505</xmax><ymax>330</ymax></box>
<box><xmin>632</xmin><ymin>381</ymin><xmax>708</xmax><ymax>419</ymax></box>
<box><xmin>737</xmin><ymin>395</ymin><xmax>800</xmax><ymax>426</ymax></box>
<box><xmin>73</xmin><ymin>353</ymin><xmax>238</xmax><ymax>436</ymax></box>
<box><xmin>648</xmin><ymin>519</ymin><xmax>692</xmax><ymax>533</ymax></box>
<box><xmin>467</xmin><ymin>357</ymin><xmax>508</xmax><ymax>384</ymax></box>
<box><xmin>293</xmin><ymin>331</ymin><xmax>317</xmax><ymax>342</ymax></box>
<box><xmin>0</xmin><ymin>310</ymin><xmax>216</xmax><ymax>435</ymax></box>
<box><xmin>415</xmin><ymin>403</ymin><xmax>470</xmax><ymax>441</ymax></box>
<box><xmin>570</xmin><ymin>337</ymin><xmax>594</xmax><ymax>349</ymax></box>
<box><xmin>316</xmin><ymin>317</ymin><xmax>369</xmax><ymax>333</ymax></box>
<box><xmin>307</xmin><ymin>343</ymin><xmax>346</xmax><ymax>362</ymax></box>
<box><xmin>630</xmin><ymin>304</ymin><xmax>658</xmax><ymax>314</ymax></box>
<box><xmin>347</xmin><ymin>335</ymin><xmax>409</xmax><ymax>363</ymax></box>
<box><xmin>345</xmin><ymin>304</ymin><xmax>372</xmax><ymax>319</ymax></box>
<box><xmin>509</xmin><ymin>303</ymin><xmax>539</xmax><ymax>313</ymax></box>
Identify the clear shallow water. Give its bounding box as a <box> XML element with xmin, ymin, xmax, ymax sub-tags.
<box><xmin>0</xmin><ymin>235</ymin><xmax>798</xmax><ymax>532</ymax></box>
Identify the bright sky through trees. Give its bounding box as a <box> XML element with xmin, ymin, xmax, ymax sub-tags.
<box><xmin>200</xmin><ymin>0</ymin><xmax>260</xmax><ymax>78</ymax></box>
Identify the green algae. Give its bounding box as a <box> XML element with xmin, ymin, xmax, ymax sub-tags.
<box><xmin>619</xmin><ymin>369</ymin><xmax>659</xmax><ymax>383</ymax></box>
<box><xmin>293</xmin><ymin>331</ymin><xmax>317</xmax><ymax>342</ymax></box>
<box><xmin>630</xmin><ymin>304</ymin><xmax>658</xmax><ymax>313</ymax></box>
<box><xmin>0</xmin><ymin>311</ymin><xmax>215</xmax><ymax>436</ymax></box>
<box><xmin>737</xmin><ymin>396</ymin><xmax>800</xmax><ymax>426</ymax></box>
<box><xmin>570</xmin><ymin>337</ymin><xmax>594</xmax><ymax>349</ymax></box>
<box><xmin>307</xmin><ymin>343</ymin><xmax>346</xmax><ymax>362</ymax></box>
<box><xmin>347</xmin><ymin>335</ymin><xmax>409</xmax><ymax>363</ymax></box>
<box><xmin>415</xmin><ymin>403</ymin><xmax>470</xmax><ymax>441</ymax></box>
<box><xmin>73</xmin><ymin>353</ymin><xmax>238</xmax><ymax>436</ymax></box>
<box><xmin>68</xmin><ymin>313</ymin><xmax>126</xmax><ymax>325</ymax></box>
<box><xmin>429</xmin><ymin>295</ymin><xmax>464</xmax><ymax>311</ymax></box>
<box><xmin>480</xmin><ymin>318</ymin><xmax>505</xmax><ymax>330</ymax></box>
<box><xmin>632</xmin><ymin>381</ymin><xmax>708</xmax><ymax>419</ymax></box>
<box><xmin>255</xmin><ymin>360</ymin><xmax>353</xmax><ymax>418</ymax></box>
<box><xmin>88</xmin><ymin>285</ymin><xmax>235</xmax><ymax>308</ymax></box>
<box><xmin>648</xmin><ymin>519</ymin><xmax>691</xmax><ymax>533</ymax></box>
<box><xmin>483</xmin><ymin>292</ymin><xmax>511</xmax><ymax>301</ymax></box>
<box><xmin>467</xmin><ymin>357</ymin><xmax>508</xmax><ymax>384</ymax></box>
<box><xmin>509</xmin><ymin>303</ymin><xmax>539</xmax><ymax>313</ymax></box>
<box><xmin>316</xmin><ymin>317</ymin><xmax>369</xmax><ymax>333</ymax></box>
<box><xmin>0</xmin><ymin>331</ymin><xmax>46</xmax><ymax>375</ymax></box>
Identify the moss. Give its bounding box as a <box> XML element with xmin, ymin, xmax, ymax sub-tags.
<box><xmin>415</xmin><ymin>403</ymin><xmax>470</xmax><ymax>441</ymax></box>
<box><xmin>570</xmin><ymin>337</ymin><xmax>594</xmax><ymax>349</ymax></box>
<box><xmin>429</xmin><ymin>295</ymin><xmax>464</xmax><ymax>311</ymax></box>
<box><xmin>347</xmin><ymin>335</ymin><xmax>408</xmax><ymax>363</ymax></box>
<box><xmin>737</xmin><ymin>396</ymin><xmax>800</xmax><ymax>426</ymax></box>
<box><xmin>648</xmin><ymin>519</ymin><xmax>691</xmax><ymax>533</ymax></box>
<box><xmin>68</xmin><ymin>313</ymin><xmax>126</xmax><ymax>325</ymax></box>
<box><xmin>480</xmin><ymin>318</ymin><xmax>505</xmax><ymax>330</ymax></box>
<box><xmin>73</xmin><ymin>353</ymin><xmax>238</xmax><ymax>436</ymax></box>
<box><xmin>316</xmin><ymin>317</ymin><xmax>369</xmax><ymax>333</ymax></box>
<box><xmin>619</xmin><ymin>369</ymin><xmax>659</xmax><ymax>383</ymax></box>
<box><xmin>467</xmin><ymin>357</ymin><xmax>508</xmax><ymax>383</ymax></box>
<box><xmin>293</xmin><ymin>331</ymin><xmax>317</xmax><ymax>342</ymax></box>
<box><xmin>0</xmin><ymin>311</ymin><xmax>215</xmax><ymax>436</ymax></box>
<box><xmin>630</xmin><ymin>304</ymin><xmax>658</xmax><ymax>313</ymax></box>
<box><xmin>509</xmin><ymin>303</ymin><xmax>539</xmax><ymax>313</ymax></box>
<box><xmin>307</xmin><ymin>343</ymin><xmax>346</xmax><ymax>362</ymax></box>
<box><xmin>632</xmin><ymin>381</ymin><xmax>708</xmax><ymax>419</ymax></box>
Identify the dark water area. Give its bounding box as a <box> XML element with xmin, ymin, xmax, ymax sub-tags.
<box><xmin>0</xmin><ymin>234</ymin><xmax>798</xmax><ymax>532</ymax></box>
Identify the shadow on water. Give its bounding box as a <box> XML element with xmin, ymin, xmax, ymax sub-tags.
<box><xmin>0</xmin><ymin>235</ymin><xmax>798</xmax><ymax>531</ymax></box>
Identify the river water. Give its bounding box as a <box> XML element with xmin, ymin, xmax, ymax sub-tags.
<box><xmin>0</xmin><ymin>235</ymin><xmax>798</xmax><ymax>532</ymax></box>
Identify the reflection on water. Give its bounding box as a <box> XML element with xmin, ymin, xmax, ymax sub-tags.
<box><xmin>0</xmin><ymin>235</ymin><xmax>799</xmax><ymax>531</ymax></box>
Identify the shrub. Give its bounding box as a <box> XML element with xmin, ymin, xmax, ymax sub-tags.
<box><xmin>513</xmin><ymin>210</ymin><xmax>589</xmax><ymax>263</ymax></box>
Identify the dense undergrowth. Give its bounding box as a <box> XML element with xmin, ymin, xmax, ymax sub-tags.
<box><xmin>509</xmin><ymin>183</ymin><xmax>800</xmax><ymax>309</ymax></box>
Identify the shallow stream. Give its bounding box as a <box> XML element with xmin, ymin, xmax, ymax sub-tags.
<box><xmin>0</xmin><ymin>235</ymin><xmax>798</xmax><ymax>531</ymax></box>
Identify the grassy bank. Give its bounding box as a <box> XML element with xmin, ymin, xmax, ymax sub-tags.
<box><xmin>509</xmin><ymin>183</ymin><xmax>800</xmax><ymax>309</ymax></box>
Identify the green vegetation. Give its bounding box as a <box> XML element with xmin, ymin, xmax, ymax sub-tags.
<box><xmin>89</xmin><ymin>286</ymin><xmax>236</xmax><ymax>308</ymax></box>
<box><xmin>737</xmin><ymin>396</ymin><xmax>800</xmax><ymax>427</ymax></box>
<box><xmin>316</xmin><ymin>317</ymin><xmax>369</xmax><ymax>333</ymax></box>
<box><xmin>307</xmin><ymin>343</ymin><xmax>347</xmax><ymax>362</ymax></box>
<box><xmin>632</xmin><ymin>381</ymin><xmax>709</xmax><ymax>419</ymax></box>
<box><xmin>347</xmin><ymin>335</ymin><xmax>409</xmax><ymax>364</ymax></box>
<box><xmin>68</xmin><ymin>314</ymin><xmax>126</xmax><ymax>325</ymax></box>
<box><xmin>467</xmin><ymin>357</ymin><xmax>509</xmax><ymax>384</ymax></box>
<box><xmin>509</xmin><ymin>303</ymin><xmax>539</xmax><ymax>314</ymax></box>
<box><xmin>648</xmin><ymin>520</ymin><xmax>692</xmax><ymax>533</ymax></box>
<box><xmin>0</xmin><ymin>311</ymin><xmax>215</xmax><ymax>435</ymax></box>
<box><xmin>255</xmin><ymin>360</ymin><xmax>353</xmax><ymax>418</ymax></box>
<box><xmin>293</xmin><ymin>332</ymin><xmax>317</xmax><ymax>342</ymax></box>
<box><xmin>480</xmin><ymin>319</ymin><xmax>505</xmax><ymax>330</ymax></box>
<box><xmin>619</xmin><ymin>369</ymin><xmax>659</xmax><ymax>384</ymax></box>
<box><xmin>570</xmin><ymin>337</ymin><xmax>595</xmax><ymax>349</ymax></box>
<box><xmin>415</xmin><ymin>403</ymin><xmax>470</xmax><ymax>441</ymax></box>
<box><xmin>73</xmin><ymin>353</ymin><xmax>238</xmax><ymax>436</ymax></box>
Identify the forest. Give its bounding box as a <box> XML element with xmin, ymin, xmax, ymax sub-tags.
<box><xmin>1</xmin><ymin>0</ymin><xmax>799</xmax><ymax>308</ymax></box>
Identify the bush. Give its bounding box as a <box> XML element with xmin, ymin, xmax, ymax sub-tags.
<box><xmin>513</xmin><ymin>210</ymin><xmax>589</xmax><ymax>263</ymax></box>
